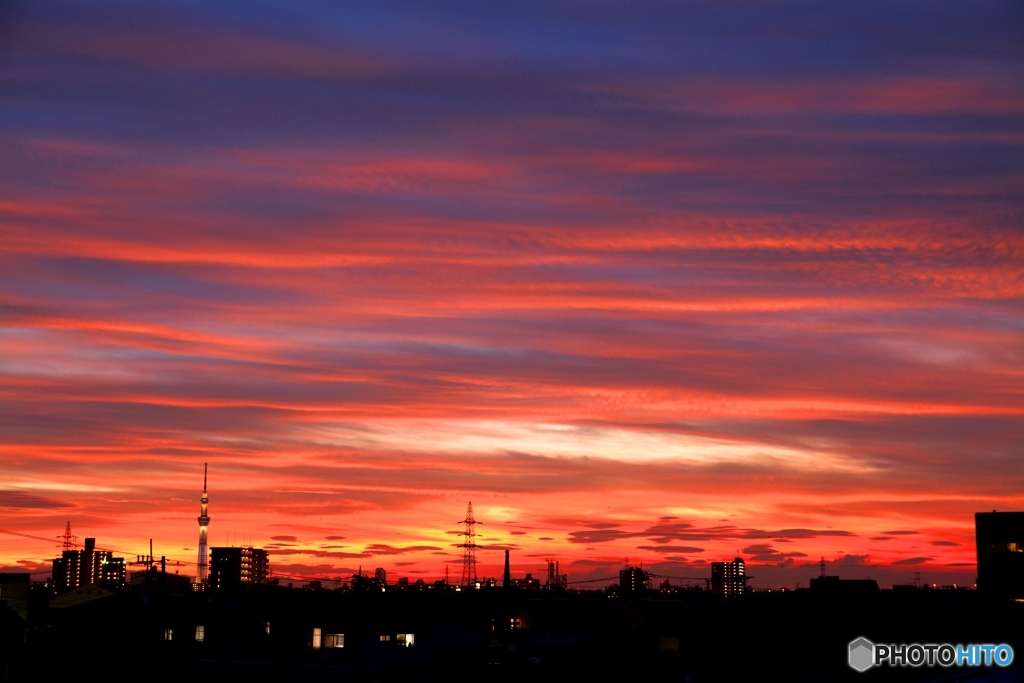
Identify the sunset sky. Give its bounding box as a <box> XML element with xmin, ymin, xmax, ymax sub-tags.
<box><xmin>2</xmin><ymin>1</ymin><xmax>1022</xmax><ymax>589</ymax></box>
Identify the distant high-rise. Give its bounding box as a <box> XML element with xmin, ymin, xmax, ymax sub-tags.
<box><xmin>197</xmin><ymin>463</ymin><xmax>210</xmax><ymax>585</ymax></box>
<box><xmin>976</xmin><ymin>511</ymin><xmax>1024</xmax><ymax>599</ymax></box>
<box><xmin>99</xmin><ymin>556</ymin><xmax>126</xmax><ymax>587</ymax></box>
<box><xmin>619</xmin><ymin>565</ymin><xmax>649</xmax><ymax>594</ymax></box>
<box><xmin>49</xmin><ymin>527</ymin><xmax>125</xmax><ymax>594</ymax></box>
<box><xmin>51</xmin><ymin>550</ymin><xmax>80</xmax><ymax>593</ymax></box>
<box><xmin>711</xmin><ymin>557</ymin><xmax>746</xmax><ymax>597</ymax></box>
<box><xmin>209</xmin><ymin>547</ymin><xmax>269</xmax><ymax>589</ymax></box>
<box><xmin>80</xmin><ymin>537</ymin><xmax>96</xmax><ymax>587</ymax></box>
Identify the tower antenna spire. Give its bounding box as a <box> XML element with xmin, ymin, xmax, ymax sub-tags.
<box><xmin>456</xmin><ymin>502</ymin><xmax>480</xmax><ymax>587</ymax></box>
<box><xmin>197</xmin><ymin>462</ymin><xmax>211</xmax><ymax>586</ymax></box>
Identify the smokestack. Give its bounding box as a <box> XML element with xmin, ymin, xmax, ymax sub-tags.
<box><xmin>503</xmin><ymin>549</ymin><xmax>511</xmax><ymax>589</ymax></box>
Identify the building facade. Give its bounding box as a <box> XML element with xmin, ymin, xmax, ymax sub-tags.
<box><xmin>50</xmin><ymin>537</ymin><xmax>126</xmax><ymax>594</ymax></box>
<box><xmin>619</xmin><ymin>565</ymin><xmax>650</xmax><ymax>594</ymax></box>
<box><xmin>209</xmin><ymin>547</ymin><xmax>270</xmax><ymax>589</ymax></box>
<box><xmin>711</xmin><ymin>557</ymin><xmax>746</xmax><ymax>597</ymax></box>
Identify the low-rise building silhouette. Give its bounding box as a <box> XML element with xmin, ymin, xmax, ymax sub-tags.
<box><xmin>0</xmin><ymin>573</ymin><xmax>29</xmax><ymax>620</ymax></box>
<box><xmin>511</xmin><ymin>573</ymin><xmax>541</xmax><ymax>590</ymax></box>
<box><xmin>809</xmin><ymin>575</ymin><xmax>879</xmax><ymax>594</ymax></box>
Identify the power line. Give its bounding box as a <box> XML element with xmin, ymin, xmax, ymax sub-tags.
<box><xmin>565</xmin><ymin>575</ymin><xmax>618</xmax><ymax>585</ymax></box>
<box><xmin>0</xmin><ymin>529</ymin><xmax>64</xmax><ymax>545</ymax></box>
<box><xmin>647</xmin><ymin>573</ymin><xmax>708</xmax><ymax>581</ymax></box>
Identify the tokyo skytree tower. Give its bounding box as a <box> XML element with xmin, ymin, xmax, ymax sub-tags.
<box><xmin>197</xmin><ymin>463</ymin><xmax>210</xmax><ymax>584</ymax></box>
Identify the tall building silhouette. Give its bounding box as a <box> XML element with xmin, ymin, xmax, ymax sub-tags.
<box><xmin>49</xmin><ymin>527</ymin><xmax>125</xmax><ymax>593</ymax></box>
<box><xmin>197</xmin><ymin>463</ymin><xmax>210</xmax><ymax>585</ymax></box>
<box><xmin>209</xmin><ymin>547</ymin><xmax>269</xmax><ymax>588</ymax></box>
<box><xmin>711</xmin><ymin>557</ymin><xmax>747</xmax><ymax>597</ymax></box>
<box><xmin>976</xmin><ymin>511</ymin><xmax>1024</xmax><ymax>599</ymax></box>
<box><xmin>619</xmin><ymin>565</ymin><xmax>649</xmax><ymax>594</ymax></box>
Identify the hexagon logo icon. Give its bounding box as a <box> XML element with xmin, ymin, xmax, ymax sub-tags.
<box><xmin>849</xmin><ymin>637</ymin><xmax>875</xmax><ymax>672</ymax></box>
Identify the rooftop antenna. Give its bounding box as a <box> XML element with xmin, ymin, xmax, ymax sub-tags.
<box><xmin>457</xmin><ymin>502</ymin><xmax>480</xmax><ymax>587</ymax></box>
<box><xmin>819</xmin><ymin>556</ymin><xmax>826</xmax><ymax>578</ymax></box>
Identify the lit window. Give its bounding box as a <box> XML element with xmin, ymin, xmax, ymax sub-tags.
<box><xmin>312</xmin><ymin>627</ymin><xmax>322</xmax><ymax>649</ymax></box>
<box><xmin>263</xmin><ymin>621</ymin><xmax>270</xmax><ymax>634</ymax></box>
<box><xmin>397</xmin><ymin>633</ymin><xmax>414</xmax><ymax>647</ymax></box>
<box><xmin>164</xmin><ymin>629</ymin><xmax>173</xmax><ymax>641</ymax></box>
<box><xmin>328</xmin><ymin>633</ymin><xmax>344</xmax><ymax>648</ymax></box>
<box><xmin>195</xmin><ymin>625</ymin><xmax>204</xmax><ymax>642</ymax></box>
<box><xmin>380</xmin><ymin>634</ymin><xmax>391</xmax><ymax>642</ymax></box>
